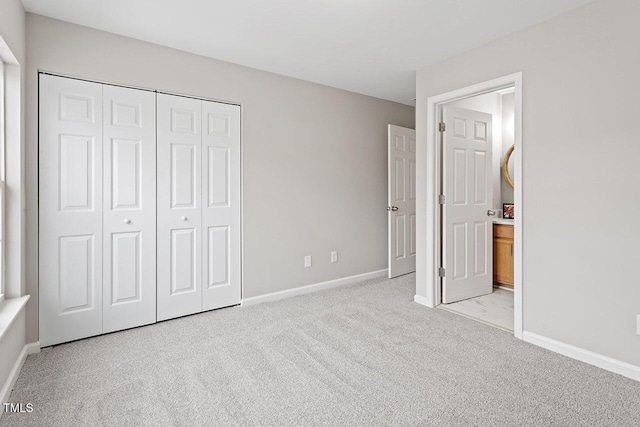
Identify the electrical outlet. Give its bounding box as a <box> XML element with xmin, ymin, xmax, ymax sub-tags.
<box><xmin>304</xmin><ymin>255</ymin><xmax>312</xmax><ymax>268</ymax></box>
<box><xmin>331</xmin><ymin>251</ymin><xmax>338</xmax><ymax>263</ymax></box>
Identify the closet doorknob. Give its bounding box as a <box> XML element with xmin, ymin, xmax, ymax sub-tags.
<box><xmin>124</xmin><ymin>219</ymin><xmax>131</xmax><ymax>224</ymax></box>
<box><xmin>181</xmin><ymin>216</ymin><xmax>187</xmax><ymax>221</ymax></box>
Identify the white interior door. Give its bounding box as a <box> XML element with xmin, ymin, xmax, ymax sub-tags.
<box><xmin>102</xmin><ymin>85</ymin><xmax>156</xmax><ymax>332</ymax></box>
<box><xmin>39</xmin><ymin>75</ymin><xmax>104</xmax><ymax>346</ymax></box>
<box><xmin>388</xmin><ymin>125</ymin><xmax>417</xmax><ymax>278</ymax></box>
<box><xmin>157</xmin><ymin>94</ymin><xmax>203</xmax><ymax>321</ymax></box>
<box><xmin>201</xmin><ymin>101</ymin><xmax>241</xmax><ymax>310</ymax></box>
<box><xmin>442</xmin><ymin>106</ymin><xmax>493</xmax><ymax>303</ymax></box>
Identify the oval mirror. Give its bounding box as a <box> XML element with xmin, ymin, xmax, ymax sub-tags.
<box><xmin>502</xmin><ymin>144</ymin><xmax>514</xmax><ymax>188</ymax></box>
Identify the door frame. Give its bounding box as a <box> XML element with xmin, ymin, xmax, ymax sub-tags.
<box><xmin>416</xmin><ymin>72</ymin><xmax>523</xmax><ymax>339</ymax></box>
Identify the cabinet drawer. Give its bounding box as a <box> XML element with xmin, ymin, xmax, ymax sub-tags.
<box><xmin>493</xmin><ymin>224</ymin><xmax>514</xmax><ymax>239</ymax></box>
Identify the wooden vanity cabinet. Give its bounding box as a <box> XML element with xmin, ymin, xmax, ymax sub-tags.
<box><xmin>493</xmin><ymin>224</ymin><xmax>514</xmax><ymax>288</ymax></box>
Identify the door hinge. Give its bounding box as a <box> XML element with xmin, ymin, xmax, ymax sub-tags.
<box><xmin>438</xmin><ymin>194</ymin><xmax>445</xmax><ymax>205</ymax></box>
<box><xmin>439</xmin><ymin>122</ymin><xmax>446</xmax><ymax>132</ymax></box>
<box><xmin>438</xmin><ymin>267</ymin><xmax>446</xmax><ymax>277</ymax></box>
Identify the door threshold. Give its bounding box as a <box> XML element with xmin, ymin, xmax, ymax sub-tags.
<box><xmin>437</xmin><ymin>304</ymin><xmax>514</xmax><ymax>333</ymax></box>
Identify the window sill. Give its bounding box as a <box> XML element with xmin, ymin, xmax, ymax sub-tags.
<box><xmin>0</xmin><ymin>295</ymin><xmax>30</xmax><ymax>342</ymax></box>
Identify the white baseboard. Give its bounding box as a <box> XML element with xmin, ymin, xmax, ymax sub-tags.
<box><xmin>523</xmin><ymin>331</ymin><xmax>640</xmax><ymax>382</ymax></box>
<box><xmin>0</xmin><ymin>342</ymin><xmax>40</xmax><ymax>408</ymax></box>
<box><xmin>241</xmin><ymin>269</ymin><xmax>388</xmax><ymax>307</ymax></box>
<box><xmin>413</xmin><ymin>294</ymin><xmax>431</xmax><ymax>307</ymax></box>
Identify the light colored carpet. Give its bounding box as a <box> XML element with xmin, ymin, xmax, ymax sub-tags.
<box><xmin>3</xmin><ymin>273</ymin><xmax>640</xmax><ymax>426</ymax></box>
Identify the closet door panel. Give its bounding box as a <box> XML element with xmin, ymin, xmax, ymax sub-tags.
<box><xmin>39</xmin><ymin>75</ymin><xmax>104</xmax><ymax>347</ymax></box>
<box><xmin>102</xmin><ymin>85</ymin><xmax>156</xmax><ymax>333</ymax></box>
<box><xmin>202</xmin><ymin>102</ymin><xmax>241</xmax><ymax>310</ymax></box>
<box><xmin>157</xmin><ymin>94</ymin><xmax>203</xmax><ymax>321</ymax></box>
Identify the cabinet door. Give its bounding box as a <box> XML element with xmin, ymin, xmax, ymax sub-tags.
<box><xmin>102</xmin><ymin>85</ymin><xmax>156</xmax><ymax>332</ymax></box>
<box><xmin>493</xmin><ymin>238</ymin><xmax>514</xmax><ymax>287</ymax></box>
<box><xmin>201</xmin><ymin>101</ymin><xmax>241</xmax><ymax>311</ymax></box>
<box><xmin>39</xmin><ymin>75</ymin><xmax>104</xmax><ymax>346</ymax></box>
<box><xmin>157</xmin><ymin>94</ymin><xmax>203</xmax><ymax>321</ymax></box>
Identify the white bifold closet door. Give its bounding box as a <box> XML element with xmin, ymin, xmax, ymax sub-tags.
<box><xmin>201</xmin><ymin>101</ymin><xmax>241</xmax><ymax>311</ymax></box>
<box><xmin>39</xmin><ymin>75</ymin><xmax>156</xmax><ymax>346</ymax></box>
<box><xmin>157</xmin><ymin>94</ymin><xmax>203</xmax><ymax>321</ymax></box>
<box><xmin>157</xmin><ymin>94</ymin><xmax>241</xmax><ymax>321</ymax></box>
<box><xmin>102</xmin><ymin>85</ymin><xmax>157</xmax><ymax>333</ymax></box>
<box><xmin>39</xmin><ymin>76</ymin><xmax>104</xmax><ymax>346</ymax></box>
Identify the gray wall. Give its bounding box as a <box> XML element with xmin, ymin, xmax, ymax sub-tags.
<box><xmin>416</xmin><ymin>0</ymin><xmax>640</xmax><ymax>366</ymax></box>
<box><xmin>24</xmin><ymin>14</ymin><xmax>415</xmax><ymax>343</ymax></box>
<box><xmin>0</xmin><ymin>0</ymin><xmax>25</xmax><ymax>61</ymax></box>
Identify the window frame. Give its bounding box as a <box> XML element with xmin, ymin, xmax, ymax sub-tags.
<box><xmin>0</xmin><ymin>58</ymin><xmax>5</xmax><ymax>303</ymax></box>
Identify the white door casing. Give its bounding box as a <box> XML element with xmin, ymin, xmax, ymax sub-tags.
<box><xmin>102</xmin><ymin>85</ymin><xmax>156</xmax><ymax>333</ymax></box>
<box><xmin>39</xmin><ymin>75</ymin><xmax>104</xmax><ymax>346</ymax></box>
<box><xmin>388</xmin><ymin>125</ymin><xmax>417</xmax><ymax>278</ymax></box>
<box><xmin>201</xmin><ymin>101</ymin><xmax>241</xmax><ymax>310</ymax></box>
<box><xmin>442</xmin><ymin>106</ymin><xmax>493</xmax><ymax>303</ymax></box>
<box><xmin>157</xmin><ymin>94</ymin><xmax>203</xmax><ymax>321</ymax></box>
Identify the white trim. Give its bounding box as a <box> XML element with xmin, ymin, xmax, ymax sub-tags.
<box><xmin>413</xmin><ymin>294</ymin><xmax>430</xmax><ymax>307</ymax></box>
<box><xmin>239</xmin><ymin>103</ymin><xmax>244</xmax><ymax>303</ymax></box>
<box><xmin>0</xmin><ymin>341</ymin><xmax>40</xmax><ymax>412</ymax></box>
<box><xmin>0</xmin><ymin>38</ymin><xmax>22</xmax><ymax>300</ymax></box>
<box><xmin>0</xmin><ymin>61</ymin><xmax>5</xmax><ymax>302</ymax></box>
<box><xmin>0</xmin><ymin>182</ymin><xmax>5</xmax><ymax>302</ymax></box>
<box><xmin>0</xmin><ymin>295</ymin><xmax>29</xmax><ymax>342</ymax></box>
<box><xmin>39</xmin><ymin>71</ymin><xmax>241</xmax><ymax>107</ymax></box>
<box><xmin>513</xmin><ymin>73</ymin><xmax>523</xmax><ymax>339</ymax></box>
<box><xmin>241</xmin><ymin>269</ymin><xmax>388</xmax><ymax>307</ymax></box>
<box><xmin>417</xmin><ymin>72</ymin><xmax>523</xmax><ymax>339</ymax></box>
<box><xmin>523</xmin><ymin>331</ymin><xmax>640</xmax><ymax>382</ymax></box>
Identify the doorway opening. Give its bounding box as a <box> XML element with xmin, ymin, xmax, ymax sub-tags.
<box><xmin>437</xmin><ymin>87</ymin><xmax>516</xmax><ymax>332</ymax></box>
<box><xmin>417</xmin><ymin>72</ymin><xmax>523</xmax><ymax>339</ymax></box>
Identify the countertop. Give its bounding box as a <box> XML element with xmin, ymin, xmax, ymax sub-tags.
<box><xmin>492</xmin><ymin>218</ymin><xmax>514</xmax><ymax>225</ymax></box>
